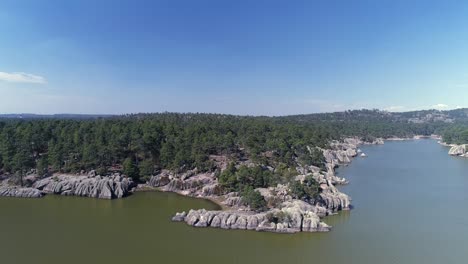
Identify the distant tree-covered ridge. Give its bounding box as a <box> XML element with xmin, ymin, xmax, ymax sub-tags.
<box><xmin>0</xmin><ymin>109</ymin><xmax>466</xmax><ymax>184</ymax></box>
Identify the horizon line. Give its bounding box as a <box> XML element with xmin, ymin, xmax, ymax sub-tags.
<box><xmin>0</xmin><ymin>108</ymin><xmax>466</xmax><ymax>118</ymax></box>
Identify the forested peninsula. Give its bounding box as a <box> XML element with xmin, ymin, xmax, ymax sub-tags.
<box><xmin>1</xmin><ymin>109</ymin><xmax>468</xmax><ymax>233</ymax></box>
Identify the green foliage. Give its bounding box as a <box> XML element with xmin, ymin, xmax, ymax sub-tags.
<box><xmin>123</xmin><ymin>158</ymin><xmax>140</xmax><ymax>181</ymax></box>
<box><xmin>266</xmin><ymin>211</ymin><xmax>291</xmax><ymax>224</ymax></box>
<box><xmin>96</xmin><ymin>166</ymin><xmax>108</xmax><ymax>176</ymax></box>
<box><xmin>274</xmin><ymin>163</ymin><xmax>298</xmax><ymax>181</ymax></box>
<box><xmin>290</xmin><ymin>175</ymin><xmax>320</xmax><ymax>201</ymax></box>
<box><xmin>442</xmin><ymin>125</ymin><xmax>468</xmax><ymax>144</ymax></box>
<box><xmin>0</xmin><ymin>110</ymin><xmax>456</xmax><ymax>181</ymax></box>
<box><xmin>241</xmin><ymin>186</ymin><xmax>266</xmax><ymax>211</ymax></box>
<box><xmin>36</xmin><ymin>155</ymin><xmax>49</xmax><ymax>177</ymax></box>
<box><xmin>138</xmin><ymin>159</ymin><xmax>154</xmax><ymax>182</ymax></box>
<box><xmin>217</xmin><ymin>164</ymin><xmax>274</xmax><ymax>193</ymax></box>
<box><xmin>218</xmin><ymin>162</ymin><xmax>239</xmax><ymax>192</ymax></box>
<box><xmin>298</xmin><ymin>147</ymin><xmax>325</xmax><ymax>169</ymax></box>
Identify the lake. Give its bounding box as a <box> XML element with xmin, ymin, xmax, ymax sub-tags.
<box><xmin>1</xmin><ymin>139</ymin><xmax>467</xmax><ymax>264</ymax></box>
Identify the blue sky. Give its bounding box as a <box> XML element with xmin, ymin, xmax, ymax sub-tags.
<box><xmin>1</xmin><ymin>0</ymin><xmax>468</xmax><ymax>115</ymax></box>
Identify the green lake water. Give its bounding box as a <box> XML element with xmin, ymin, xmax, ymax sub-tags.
<box><xmin>1</xmin><ymin>139</ymin><xmax>468</xmax><ymax>264</ymax></box>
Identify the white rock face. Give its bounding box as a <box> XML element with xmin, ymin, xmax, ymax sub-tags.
<box><xmin>256</xmin><ymin>184</ymin><xmax>292</xmax><ymax>205</ymax></box>
<box><xmin>148</xmin><ymin>170</ymin><xmax>221</xmax><ymax>197</ymax></box>
<box><xmin>33</xmin><ymin>174</ymin><xmax>134</xmax><ymax>199</ymax></box>
<box><xmin>0</xmin><ymin>186</ymin><xmax>43</xmax><ymax>198</ymax></box>
<box><xmin>448</xmin><ymin>144</ymin><xmax>468</xmax><ymax>156</ymax></box>
<box><xmin>373</xmin><ymin>138</ymin><xmax>385</xmax><ymax>145</ymax></box>
<box><xmin>148</xmin><ymin>173</ymin><xmax>171</xmax><ymax>187</ymax></box>
<box><xmin>302</xmin><ymin>137</ymin><xmax>367</xmax><ymax>213</ymax></box>
<box><xmin>172</xmin><ymin>199</ymin><xmax>331</xmax><ymax>233</ymax></box>
<box><xmin>318</xmin><ymin>180</ymin><xmax>351</xmax><ymax>213</ymax></box>
<box><xmin>322</xmin><ymin>139</ymin><xmax>361</xmax><ymax>165</ymax></box>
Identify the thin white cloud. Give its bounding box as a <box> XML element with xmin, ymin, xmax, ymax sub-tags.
<box><xmin>432</xmin><ymin>103</ymin><xmax>449</xmax><ymax>109</ymax></box>
<box><xmin>0</xmin><ymin>72</ymin><xmax>47</xmax><ymax>84</ymax></box>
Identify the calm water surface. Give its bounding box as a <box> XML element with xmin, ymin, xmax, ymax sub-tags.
<box><xmin>1</xmin><ymin>139</ymin><xmax>468</xmax><ymax>264</ymax></box>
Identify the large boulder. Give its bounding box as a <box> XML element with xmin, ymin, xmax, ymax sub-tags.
<box><xmin>148</xmin><ymin>174</ymin><xmax>171</xmax><ymax>187</ymax></box>
<box><xmin>202</xmin><ymin>184</ymin><xmax>223</xmax><ymax>196</ymax></box>
<box><xmin>448</xmin><ymin>145</ymin><xmax>468</xmax><ymax>156</ymax></box>
<box><xmin>172</xmin><ymin>211</ymin><xmax>187</xmax><ymax>222</ymax></box>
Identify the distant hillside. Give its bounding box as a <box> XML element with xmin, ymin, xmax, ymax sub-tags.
<box><xmin>282</xmin><ymin>108</ymin><xmax>468</xmax><ymax>124</ymax></box>
<box><xmin>2</xmin><ymin>108</ymin><xmax>468</xmax><ymax>122</ymax></box>
<box><xmin>0</xmin><ymin>114</ymin><xmax>114</xmax><ymax>120</ymax></box>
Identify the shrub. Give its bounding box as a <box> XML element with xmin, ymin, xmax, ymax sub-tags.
<box><xmin>123</xmin><ymin>158</ymin><xmax>140</xmax><ymax>181</ymax></box>
<box><xmin>290</xmin><ymin>175</ymin><xmax>320</xmax><ymax>201</ymax></box>
<box><xmin>241</xmin><ymin>186</ymin><xmax>267</xmax><ymax>211</ymax></box>
<box><xmin>266</xmin><ymin>211</ymin><xmax>291</xmax><ymax>224</ymax></box>
<box><xmin>138</xmin><ymin>159</ymin><xmax>154</xmax><ymax>182</ymax></box>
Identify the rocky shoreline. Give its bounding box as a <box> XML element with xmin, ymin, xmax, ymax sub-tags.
<box><xmin>172</xmin><ymin>200</ymin><xmax>331</xmax><ymax>233</ymax></box>
<box><xmin>0</xmin><ymin>185</ymin><xmax>43</xmax><ymax>198</ymax></box>
<box><xmin>386</xmin><ymin>134</ymin><xmax>441</xmax><ymax>141</ymax></box>
<box><xmin>169</xmin><ymin>135</ymin><xmax>448</xmax><ymax>233</ymax></box>
<box><xmin>0</xmin><ymin>134</ymin><xmax>457</xmax><ymax>235</ymax></box>
<box><xmin>161</xmin><ymin>137</ymin><xmax>384</xmax><ymax>233</ymax></box>
<box><xmin>0</xmin><ymin>137</ymin><xmax>387</xmax><ymax>233</ymax></box>
<box><xmin>0</xmin><ymin>171</ymin><xmax>135</xmax><ymax>199</ymax></box>
<box><xmin>438</xmin><ymin>142</ymin><xmax>468</xmax><ymax>157</ymax></box>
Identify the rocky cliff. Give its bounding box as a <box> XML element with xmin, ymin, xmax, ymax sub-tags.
<box><xmin>448</xmin><ymin>144</ymin><xmax>468</xmax><ymax>157</ymax></box>
<box><xmin>33</xmin><ymin>173</ymin><xmax>135</xmax><ymax>199</ymax></box>
<box><xmin>0</xmin><ymin>186</ymin><xmax>43</xmax><ymax>198</ymax></box>
<box><xmin>318</xmin><ymin>179</ymin><xmax>351</xmax><ymax>212</ymax></box>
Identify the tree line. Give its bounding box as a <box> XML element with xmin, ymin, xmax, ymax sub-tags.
<box><xmin>442</xmin><ymin>125</ymin><xmax>468</xmax><ymax>144</ymax></box>
<box><xmin>0</xmin><ymin>111</ymin><xmax>450</xmax><ymax>185</ymax></box>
